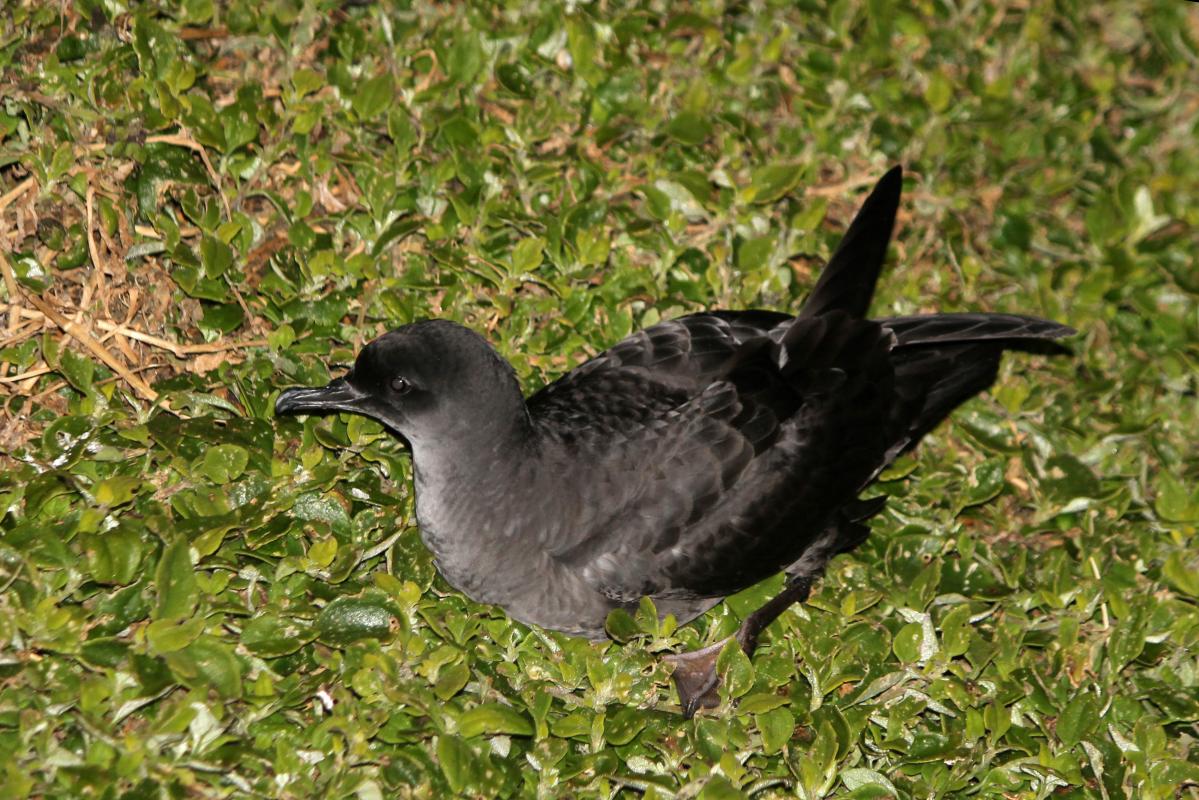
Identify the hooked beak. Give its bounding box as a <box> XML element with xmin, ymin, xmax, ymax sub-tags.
<box><xmin>275</xmin><ymin>377</ymin><xmax>368</xmax><ymax>416</ymax></box>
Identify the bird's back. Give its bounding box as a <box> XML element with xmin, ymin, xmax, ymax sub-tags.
<box><xmin>523</xmin><ymin>309</ymin><xmax>896</xmax><ymax>615</ymax></box>
<box><xmin>512</xmin><ymin>167</ymin><xmax>1072</xmax><ymax>636</ymax></box>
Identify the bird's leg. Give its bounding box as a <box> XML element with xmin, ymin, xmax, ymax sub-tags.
<box><xmin>665</xmin><ymin>576</ymin><xmax>814</xmax><ymax>718</ymax></box>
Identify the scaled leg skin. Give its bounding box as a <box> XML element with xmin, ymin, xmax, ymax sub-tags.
<box><xmin>664</xmin><ymin>575</ymin><xmax>814</xmax><ymax>718</ymax></box>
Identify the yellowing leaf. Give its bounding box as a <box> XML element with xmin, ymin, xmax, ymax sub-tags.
<box><xmin>94</xmin><ymin>475</ymin><xmax>141</xmax><ymax>508</ymax></box>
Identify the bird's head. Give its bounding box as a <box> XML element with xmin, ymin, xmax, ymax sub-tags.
<box><xmin>275</xmin><ymin>319</ymin><xmax>527</xmax><ymax>446</ymax></box>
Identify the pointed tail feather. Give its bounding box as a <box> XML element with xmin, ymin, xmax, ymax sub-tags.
<box><xmin>885</xmin><ymin>312</ymin><xmax>1075</xmax><ymax>348</ymax></box>
<box><xmin>800</xmin><ymin>166</ymin><xmax>904</xmax><ymax>319</ymax></box>
<box><xmin>883</xmin><ymin>312</ymin><xmax>1074</xmax><ymax>458</ymax></box>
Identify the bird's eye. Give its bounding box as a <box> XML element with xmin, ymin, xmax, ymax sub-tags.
<box><xmin>391</xmin><ymin>376</ymin><xmax>413</xmax><ymax>395</ymax></box>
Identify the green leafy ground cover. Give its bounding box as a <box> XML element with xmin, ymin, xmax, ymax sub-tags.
<box><xmin>1</xmin><ymin>0</ymin><xmax>1198</xmax><ymax>797</ymax></box>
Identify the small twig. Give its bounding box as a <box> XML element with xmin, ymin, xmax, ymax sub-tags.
<box><xmin>134</xmin><ymin>223</ymin><xmax>201</xmax><ymax>239</ymax></box>
<box><xmin>85</xmin><ymin>183</ymin><xmax>103</xmax><ymax>290</ymax></box>
<box><xmin>0</xmin><ymin>176</ymin><xmax>36</xmax><ymax>213</ymax></box>
<box><xmin>76</xmin><ymin>182</ymin><xmax>116</xmax><ymax>327</ymax></box>
<box><xmin>0</xmin><ymin>319</ymin><xmax>42</xmax><ymax>350</ymax></box>
<box><xmin>179</xmin><ymin>26</ymin><xmax>229</xmax><ymax>40</ymax></box>
<box><xmin>0</xmin><ymin>366</ymin><xmax>53</xmax><ymax>384</ymax></box>
<box><xmin>3</xmin><ymin>305</ymin><xmax>265</xmax><ymax>357</ymax></box>
<box><xmin>22</xmin><ymin>293</ymin><xmax>159</xmax><ymax>403</ymax></box>
<box><xmin>105</xmin><ymin>322</ymin><xmax>266</xmax><ymax>357</ymax></box>
<box><xmin>72</xmin><ymin>142</ymin><xmax>107</xmax><ymax>157</ymax></box>
<box><xmin>0</xmin><ymin>255</ymin><xmax>21</xmax><ymax>316</ymax></box>
<box><xmin>805</xmin><ymin>174</ymin><xmax>887</xmax><ymax>199</ymax></box>
<box><xmin>225</xmin><ymin>277</ymin><xmax>255</xmax><ymax>329</ymax></box>
<box><xmin>0</xmin><ymin>250</ymin><xmax>23</xmax><ymax>377</ymax></box>
<box><xmin>102</xmin><ymin>325</ymin><xmax>142</xmax><ymax>367</ymax></box>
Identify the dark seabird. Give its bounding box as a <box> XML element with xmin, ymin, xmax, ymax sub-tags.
<box><xmin>276</xmin><ymin>167</ymin><xmax>1074</xmax><ymax>716</ymax></box>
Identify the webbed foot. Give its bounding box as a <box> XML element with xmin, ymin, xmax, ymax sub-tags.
<box><xmin>662</xmin><ymin>576</ymin><xmax>814</xmax><ymax>718</ymax></box>
<box><xmin>663</xmin><ymin>637</ymin><xmax>732</xmax><ymax>718</ymax></box>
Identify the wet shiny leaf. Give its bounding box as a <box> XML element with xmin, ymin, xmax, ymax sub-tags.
<box><xmin>458</xmin><ymin>703</ymin><xmax>534</xmax><ymax>738</ymax></box>
<box><xmin>315</xmin><ymin>596</ymin><xmax>399</xmax><ymax>646</ymax></box>
<box><xmin>154</xmin><ymin>539</ymin><xmax>197</xmax><ymax>621</ymax></box>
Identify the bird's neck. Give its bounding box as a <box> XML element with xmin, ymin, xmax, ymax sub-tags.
<box><xmin>407</xmin><ymin>404</ymin><xmax>540</xmax><ymax>586</ymax></box>
<box><xmin>409</xmin><ymin>409</ymin><xmax>533</xmax><ymax>498</ymax></box>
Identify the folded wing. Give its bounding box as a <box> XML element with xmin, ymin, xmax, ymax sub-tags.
<box><xmin>530</xmin><ymin>310</ymin><xmax>899</xmax><ymax>603</ymax></box>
